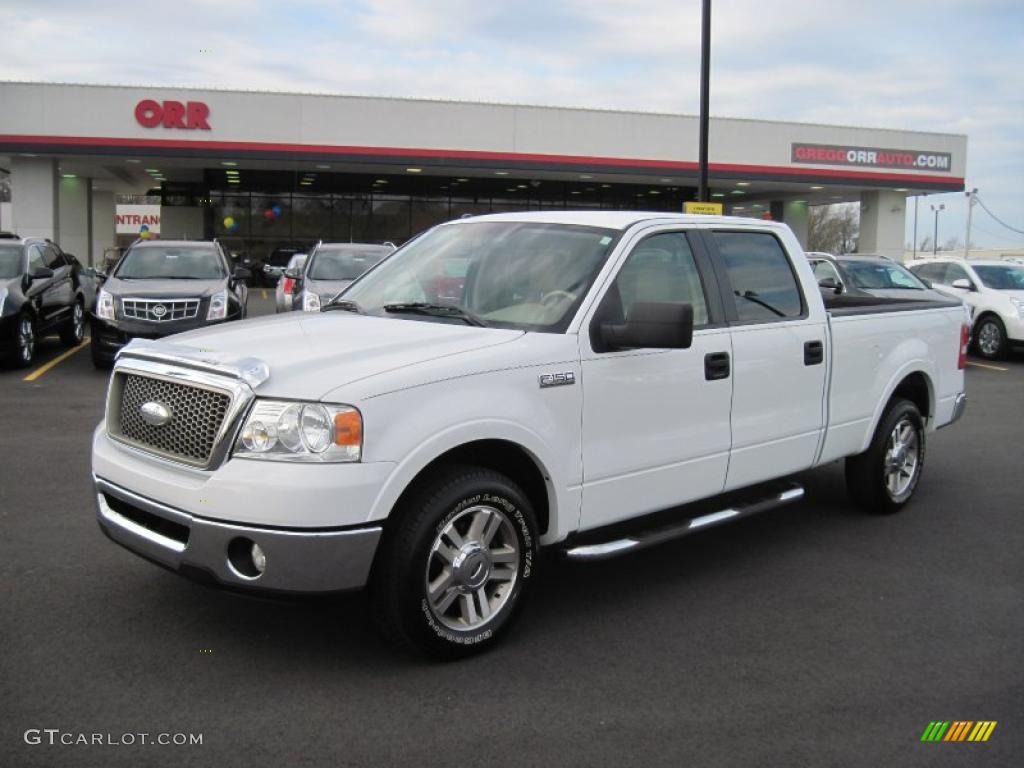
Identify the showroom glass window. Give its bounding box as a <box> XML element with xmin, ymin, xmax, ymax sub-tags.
<box><xmin>713</xmin><ymin>232</ymin><xmax>804</xmax><ymax>322</ymax></box>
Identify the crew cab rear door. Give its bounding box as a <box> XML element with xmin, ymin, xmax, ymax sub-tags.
<box><xmin>700</xmin><ymin>229</ymin><xmax>828</xmax><ymax>490</ymax></box>
<box><xmin>578</xmin><ymin>227</ymin><xmax>733</xmax><ymax>530</ymax></box>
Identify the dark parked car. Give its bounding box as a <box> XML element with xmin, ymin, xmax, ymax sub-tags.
<box><xmin>259</xmin><ymin>246</ymin><xmax>306</xmax><ymax>286</ymax></box>
<box><xmin>294</xmin><ymin>242</ymin><xmax>394</xmax><ymax>312</ymax></box>
<box><xmin>0</xmin><ymin>236</ymin><xmax>91</xmax><ymax>367</ymax></box>
<box><xmin>90</xmin><ymin>240</ymin><xmax>249</xmax><ymax>368</ymax></box>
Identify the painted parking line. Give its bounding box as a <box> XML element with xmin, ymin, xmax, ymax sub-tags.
<box><xmin>22</xmin><ymin>337</ymin><xmax>91</xmax><ymax>382</ymax></box>
<box><xmin>966</xmin><ymin>361</ymin><xmax>1009</xmax><ymax>372</ymax></box>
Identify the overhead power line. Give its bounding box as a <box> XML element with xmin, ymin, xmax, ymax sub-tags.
<box><xmin>975</xmin><ymin>196</ymin><xmax>1024</xmax><ymax>236</ymax></box>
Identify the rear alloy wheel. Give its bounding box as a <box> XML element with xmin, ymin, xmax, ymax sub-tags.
<box><xmin>846</xmin><ymin>398</ymin><xmax>926</xmax><ymax>514</ymax></box>
<box><xmin>14</xmin><ymin>313</ymin><xmax>36</xmax><ymax>368</ymax></box>
<box><xmin>372</xmin><ymin>465</ymin><xmax>539</xmax><ymax>659</ymax></box>
<box><xmin>59</xmin><ymin>300</ymin><xmax>86</xmax><ymax>347</ymax></box>
<box><xmin>974</xmin><ymin>316</ymin><xmax>1007</xmax><ymax>360</ymax></box>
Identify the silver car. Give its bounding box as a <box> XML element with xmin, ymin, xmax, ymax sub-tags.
<box><xmin>296</xmin><ymin>243</ymin><xmax>394</xmax><ymax>312</ymax></box>
<box><xmin>809</xmin><ymin>253</ymin><xmax>951</xmax><ymax>302</ymax></box>
<box><xmin>274</xmin><ymin>253</ymin><xmax>307</xmax><ymax>313</ymax></box>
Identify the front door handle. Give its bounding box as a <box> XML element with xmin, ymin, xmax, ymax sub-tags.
<box><xmin>804</xmin><ymin>340</ymin><xmax>824</xmax><ymax>365</ymax></box>
<box><xmin>704</xmin><ymin>352</ymin><xmax>730</xmax><ymax>380</ymax></box>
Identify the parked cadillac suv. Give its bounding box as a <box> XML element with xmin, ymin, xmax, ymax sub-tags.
<box><xmin>90</xmin><ymin>240</ymin><xmax>249</xmax><ymax>368</ymax></box>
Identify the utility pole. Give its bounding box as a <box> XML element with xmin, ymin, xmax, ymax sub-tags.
<box><xmin>930</xmin><ymin>203</ymin><xmax>945</xmax><ymax>255</ymax></box>
<box><xmin>697</xmin><ymin>0</ymin><xmax>711</xmax><ymax>203</ymax></box>
<box><xmin>964</xmin><ymin>187</ymin><xmax>978</xmax><ymax>258</ymax></box>
<box><xmin>912</xmin><ymin>195</ymin><xmax>919</xmax><ymax>259</ymax></box>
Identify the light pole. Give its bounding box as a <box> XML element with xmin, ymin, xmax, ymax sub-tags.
<box><xmin>913</xmin><ymin>196</ymin><xmax>919</xmax><ymax>259</ymax></box>
<box><xmin>930</xmin><ymin>203</ymin><xmax>945</xmax><ymax>255</ymax></box>
<box><xmin>964</xmin><ymin>188</ymin><xmax>978</xmax><ymax>258</ymax></box>
<box><xmin>697</xmin><ymin>0</ymin><xmax>712</xmax><ymax>203</ymax></box>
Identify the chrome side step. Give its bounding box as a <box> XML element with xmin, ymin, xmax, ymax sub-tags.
<box><xmin>563</xmin><ymin>482</ymin><xmax>805</xmax><ymax>562</ymax></box>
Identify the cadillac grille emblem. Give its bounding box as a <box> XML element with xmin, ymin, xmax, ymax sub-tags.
<box><xmin>151</xmin><ymin>304</ymin><xmax>167</xmax><ymax>319</ymax></box>
<box><xmin>139</xmin><ymin>401</ymin><xmax>172</xmax><ymax>426</ymax></box>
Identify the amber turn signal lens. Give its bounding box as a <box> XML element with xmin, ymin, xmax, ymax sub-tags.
<box><xmin>334</xmin><ymin>410</ymin><xmax>362</xmax><ymax>447</ymax></box>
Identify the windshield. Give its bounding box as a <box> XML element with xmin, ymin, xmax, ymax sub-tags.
<box><xmin>341</xmin><ymin>221</ymin><xmax>619</xmax><ymax>332</ymax></box>
<box><xmin>973</xmin><ymin>264</ymin><xmax>1024</xmax><ymax>290</ymax></box>
<box><xmin>0</xmin><ymin>245</ymin><xmax>22</xmax><ymax>279</ymax></box>
<box><xmin>840</xmin><ymin>260</ymin><xmax>926</xmax><ymax>290</ymax></box>
<box><xmin>115</xmin><ymin>246</ymin><xmax>226</xmax><ymax>279</ymax></box>
<box><xmin>308</xmin><ymin>246</ymin><xmax>390</xmax><ymax>281</ymax></box>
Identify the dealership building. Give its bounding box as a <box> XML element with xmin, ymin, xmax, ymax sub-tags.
<box><xmin>0</xmin><ymin>82</ymin><xmax>966</xmax><ymax>265</ymax></box>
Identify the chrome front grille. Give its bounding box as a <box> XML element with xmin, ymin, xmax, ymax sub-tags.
<box><xmin>121</xmin><ymin>297</ymin><xmax>201</xmax><ymax>322</ymax></box>
<box><xmin>113</xmin><ymin>373</ymin><xmax>232</xmax><ymax>466</ymax></box>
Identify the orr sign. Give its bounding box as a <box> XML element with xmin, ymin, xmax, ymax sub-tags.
<box><xmin>134</xmin><ymin>99</ymin><xmax>211</xmax><ymax>130</ymax></box>
<box><xmin>792</xmin><ymin>143</ymin><xmax>951</xmax><ymax>172</ymax></box>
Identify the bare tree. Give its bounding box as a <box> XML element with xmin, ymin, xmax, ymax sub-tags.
<box><xmin>808</xmin><ymin>204</ymin><xmax>859</xmax><ymax>254</ymax></box>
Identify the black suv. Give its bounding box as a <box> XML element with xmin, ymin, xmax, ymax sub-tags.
<box><xmin>90</xmin><ymin>240</ymin><xmax>250</xmax><ymax>368</ymax></box>
<box><xmin>1</xmin><ymin>235</ymin><xmax>94</xmax><ymax>367</ymax></box>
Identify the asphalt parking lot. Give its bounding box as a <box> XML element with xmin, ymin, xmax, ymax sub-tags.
<box><xmin>1</xmin><ymin>292</ymin><xmax>1021</xmax><ymax>768</ymax></box>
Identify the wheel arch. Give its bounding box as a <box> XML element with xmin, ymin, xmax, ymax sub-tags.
<box><xmin>861</xmin><ymin>366</ymin><xmax>935</xmax><ymax>453</ymax></box>
<box><xmin>372</xmin><ymin>437</ymin><xmax>556</xmax><ymax>542</ymax></box>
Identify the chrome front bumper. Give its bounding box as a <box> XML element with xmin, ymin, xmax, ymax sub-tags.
<box><xmin>95</xmin><ymin>477</ymin><xmax>381</xmax><ymax>594</ymax></box>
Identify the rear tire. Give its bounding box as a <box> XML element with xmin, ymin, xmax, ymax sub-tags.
<box><xmin>371</xmin><ymin>464</ymin><xmax>539</xmax><ymax>660</ymax></box>
<box><xmin>845</xmin><ymin>398</ymin><xmax>925</xmax><ymax>514</ymax></box>
<box><xmin>973</xmin><ymin>315</ymin><xmax>1007</xmax><ymax>360</ymax></box>
<box><xmin>59</xmin><ymin>299</ymin><xmax>86</xmax><ymax>347</ymax></box>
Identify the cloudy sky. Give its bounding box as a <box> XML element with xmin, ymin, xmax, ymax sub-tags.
<box><xmin>2</xmin><ymin>0</ymin><xmax>1022</xmax><ymax>248</ymax></box>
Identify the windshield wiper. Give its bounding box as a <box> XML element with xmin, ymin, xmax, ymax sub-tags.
<box><xmin>383</xmin><ymin>302</ymin><xmax>488</xmax><ymax>327</ymax></box>
<box><xmin>323</xmin><ymin>298</ymin><xmax>364</xmax><ymax>314</ymax></box>
<box><xmin>735</xmin><ymin>290</ymin><xmax>786</xmax><ymax>318</ymax></box>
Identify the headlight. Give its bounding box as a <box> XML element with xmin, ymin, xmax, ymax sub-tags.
<box><xmin>1010</xmin><ymin>297</ymin><xmax>1024</xmax><ymax>320</ymax></box>
<box><xmin>233</xmin><ymin>400</ymin><xmax>361</xmax><ymax>462</ymax></box>
<box><xmin>302</xmin><ymin>291</ymin><xmax>321</xmax><ymax>312</ymax></box>
<box><xmin>207</xmin><ymin>289</ymin><xmax>228</xmax><ymax>320</ymax></box>
<box><xmin>96</xmin><ymin>288</ymin><xmax>115</xmax><ymax>320</ymax></box>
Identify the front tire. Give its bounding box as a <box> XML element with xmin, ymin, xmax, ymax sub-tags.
<box><xmin>10</xmin><ymin>312</ymin><xmax>36</xmax><ymax>368</ymax></box>
<box><xmin>371</xmin><ymin>465</ymin><xmax>539</xmax><ymax>659</ymax></box>
<box><xmin>59</xmin><ymin>299</ymin><xmax>86</xmax><ymax>347</ymax></box>
<box><xmin>974</xmin><ymin>315</ymin><xmax>1008</xmax><ymax>360</ymax></box>
<box><xmin>845</xmin><ymin>398</ymin><xmax>926</xmax><ymax>514</ymax></box>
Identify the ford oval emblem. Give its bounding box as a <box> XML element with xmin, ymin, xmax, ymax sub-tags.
<box><xmin>139</xmin><ymin>401</ymin><xmax>172</xmax><ymax>426</ymax></box>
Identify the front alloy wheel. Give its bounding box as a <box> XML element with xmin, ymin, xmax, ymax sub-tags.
<box><xmin>372</xmin><ymin>465</ymin><xmax>539</xmax><ymax>659</ymax></box>
<box><xmin>974</xmin><ymin>317</ymin><xmax>1006</xmax><ymax>359</ymax></box>
<box><xmin>16</xmin><ymin>315</ymin><xmax>35</xmax><ymax>367</ymax></box>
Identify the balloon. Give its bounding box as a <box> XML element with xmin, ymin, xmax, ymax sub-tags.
<box><xmin>263</xmin><ymin>208</ymin><xmax>275</xmax><ymax>221</ymax></box>
<box><xmin>139</xmin><ymin>224</ymin><xmax>149</xmax><ymax>232</ymax></box>
<box><xmin>272</xmin><ymin>204</ymin><xmax>283</xmax><ymax>218</ymax></box>
<box><xmin>223</xmin><ymin>216</ymin><xmax>235</xmax><ymax>228</ymax></box>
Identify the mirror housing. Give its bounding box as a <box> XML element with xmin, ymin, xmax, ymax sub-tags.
<box><xmin>600</xmin><ymin>302</ymin><xmax>694</xmax><ymax>352</ymax></box>
<box><xmin>27</xmin><ymin>266</ymin><xmax>54</xmax><ymax>282</ymax></box>
<box><xmin>817</xmin><ymin>277</ymin><xmax>843</xmax><ymax>295</ymax></box>
<box><xmin>283</xmin><ymin>268</ymin><xmax>302</xmax><ymax>279</ymax></box>
<box><xmin>950</xmin><ymin>278</ymin><xmax>975</xmax><ymax>291</ymax></box>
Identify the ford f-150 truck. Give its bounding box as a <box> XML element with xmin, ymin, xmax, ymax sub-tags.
<box><xmin>92</xmin><ymin>212</ymin><xmax>968</xmax><ymax>658</ymax></box>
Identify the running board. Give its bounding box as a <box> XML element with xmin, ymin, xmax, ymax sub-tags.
<box><xmin>563</xmin><ymin>482</ymin><xmax>805</xmax><ymax>562</ymax></box>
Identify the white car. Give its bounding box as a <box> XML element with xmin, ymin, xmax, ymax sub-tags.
<box><xmin>274</xmin><ymin>253</ymin><xmax>307</xmax><ymax>313</ymax></box>
<box><xmin>910</xmin><ymin>259</ymin><xmax>1024</xmax><ymax>359</ymax></box>
<box><xmin>92</xmin><ymin>212</ymin><xmax>967</xmax><ymax>658</ymax></box>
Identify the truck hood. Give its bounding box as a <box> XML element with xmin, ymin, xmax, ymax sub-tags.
<box><xmin>131</xmin><ymin>312</ymin><xmax>524</xmax><ymax>400</ymax></box>
<box><xmin>103</xmin><ymin>277</ymin><xmax>227</xmax><ymax>298</ymax></box>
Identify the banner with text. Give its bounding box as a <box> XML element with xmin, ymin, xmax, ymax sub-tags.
<box><xmin>115</xmin><ymin>204</ymin><xmax>161</xmax><ymax>235</ymax></box>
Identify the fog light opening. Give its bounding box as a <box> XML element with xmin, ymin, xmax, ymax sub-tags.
<box><xmin>227</xmin><ymin>537</ymin><xmax>265</xmax><ymax>579</ymax></box>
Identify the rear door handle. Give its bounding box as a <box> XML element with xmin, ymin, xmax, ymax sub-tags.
<box><xmin>804</xmin><ymin>340</ymin><xmax>824</xmax><ymax>366</ymax></box>
<box><xmin>704</xmin><ymin>352</ymin><xmax>730</xmax><ymax>380</ymax></box>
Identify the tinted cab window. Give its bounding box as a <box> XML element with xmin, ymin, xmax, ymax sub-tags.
<box><xmin>714</xmin><ymin>232</ymin><xmax>804</xmax><ymax>322</ymax></box>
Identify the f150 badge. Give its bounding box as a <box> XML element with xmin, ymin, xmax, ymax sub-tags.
<box><xmin>539</xmin><ymin>372</ymin><xmax>575</xmax><ymax>388</ymax></box>
<box><xmin>139</xmin><ymin>401</ymin><xmax>172</xmax><ymax>426</ymax></box>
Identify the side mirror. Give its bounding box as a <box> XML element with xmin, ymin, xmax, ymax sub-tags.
<box><xmin>233</xmin><ymin>266</ymin><xmax>252</xmax><ymax>280</ymax></box>
<box><xmin>283</xmin><ymin>268</ymin><xmax>302</xmax><ymax>279</ymax></box>
<box><xmin>28</xmin><ymin>266</ymin><xmax>54</xmax><ymax>281</ymax></box>
<box><xmin>818</xmin><ymin>277</ymin><xmax>843</xmax><ymax>295</ymax></box>
<box><xmin>950</xmin><ymin>278</ymin><xmax>976</xmax><ymax>291</ymax></box>
<box><xmin>601</xmin><ymin>302</ymin><xmax>694</xmax><ymax>352</ymax></box>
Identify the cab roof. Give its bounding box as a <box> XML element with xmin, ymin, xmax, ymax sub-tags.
<box><xmin>451</xmin><ymin>210</ymin><xmax>790</xmax><ymax>233</ymax></box>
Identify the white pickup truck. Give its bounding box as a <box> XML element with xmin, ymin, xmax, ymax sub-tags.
<box><xmin>92</xmin><ymin>212</ymin><xmax>968</xmax><ymax>658</ymax></box>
